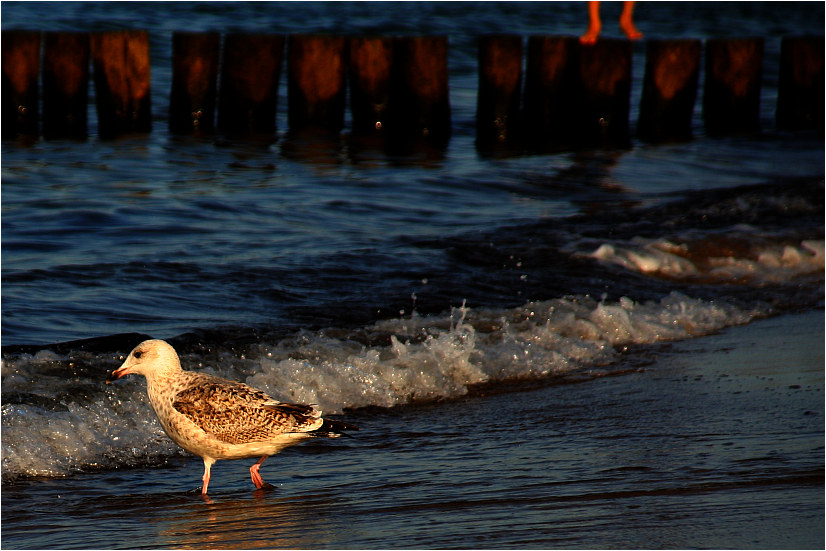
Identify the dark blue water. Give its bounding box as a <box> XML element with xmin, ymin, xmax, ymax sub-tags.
<box><xmin>1</xmin><ymin>2</ymin><xmax>824</xmax><ymax>549</ymax></box>
<box><xmin>2</xmin><ymin>1</ymin><xmax>824</xmax><ymax>345</ymax></box>
<box><xmin>2</xmin><ymin>311</ymin><xmax>823</xmax><ymax>549</ymax></box>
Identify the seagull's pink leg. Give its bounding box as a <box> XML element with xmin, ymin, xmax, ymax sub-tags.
<box><xmin>250</xmin><ymin>456</ymin><xmax>269</xmax><ymax>489</ymax></box>
<box><xmin>202</xmin><ymin>458</ymin><xmax>215</xmax><ymax>495</ymax></box>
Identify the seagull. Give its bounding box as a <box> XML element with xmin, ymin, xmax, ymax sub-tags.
<box><xmin>106</xmin><ymin>339</ymin><xmax>356</xmax><ymax>495</ymax></box>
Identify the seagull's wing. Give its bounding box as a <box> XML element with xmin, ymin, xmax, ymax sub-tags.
<box><xmin>172</xmin><ymin>375</ymin><xmax>322</xmax><ymax>445</ymax></box>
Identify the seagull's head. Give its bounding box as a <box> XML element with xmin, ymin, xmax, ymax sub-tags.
<box><xmin>107</xmin><ymin>339</ymin><xmax>182</xmax><ymax>383</ymax></box>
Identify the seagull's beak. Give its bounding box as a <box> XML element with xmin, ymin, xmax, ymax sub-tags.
<box><xmin>106</xmin><ymin>362</ymin><xmax>132</xmax><ymax>384</ymax></box>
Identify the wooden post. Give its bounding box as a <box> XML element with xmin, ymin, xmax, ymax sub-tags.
<box><xmin>638</xmin><ymin>39</ymin><xmax>701</xmax><ymax>142</ymax></box>
<box><xmin>2</xmin><ymin>30</ymin><xmax>41</xmax><ymax>139</ymax></box>
<box><xmin>776</xmin><ymin>35</ymin><xmax>824</xmax><ymax>131</ymax></box>
<box><xmin>287</xmin><ymin>34</ymin><xmax>347</xmax><ymax>135</ymax></box>
<box><xmin>522</xmin><ymin>36</ymin><xmax>578</xmax><ymax>150</ymax></box>
<box><xmin>169</xmin><ymin>32</ymin><xmax>220</xmax><ymax>134</ymax></box>
<box><xmin>476</xmin><ymin>34</ymin><xmax>523</xmax><ymax>149</ymax></box>
<box><xmin>90</xmin><ymin>30</ymin><xmax>152</xmax><ymax>138</ymax></box>
<box><xmin>42</xmin><ymin>32</ymin><xmax>89</xmax><ymax>140</ymax></box>
<box><xmin>217</xmin><ymin>34</ymin><xmax>284</xmax><ymax>136</ymax></box>
<box><xmin>703</xmin><ymin>38</ymin><xmax>763</xmax><ymax>135</ymax></box>
<box><xmin>576</xmin><ymin>38</ymin><xmax>632</xmax><ymax>147</ymax></box>
<box><xmin>388</xmin><ymin>36</ymin><xmax>451</xmax><ymax>146</ymax></box>
<box><xmin>348</xmin><ymin>36</ymin><xmax>393</xmax><ymax>135</ymax></box>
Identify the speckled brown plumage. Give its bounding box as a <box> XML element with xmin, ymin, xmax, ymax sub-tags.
<box><xmin>106</xmin><ymin>339</ymin><xmax>356</xmax><ymax>495</ymax></box>
<box><xmin>172</xmin><ymin>377</ymin><xmax>322</xmax><ymax>445</ymax></box>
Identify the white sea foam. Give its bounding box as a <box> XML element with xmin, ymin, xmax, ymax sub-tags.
<box><xmin>247</xmin><ymin>292</ymin><xmax>758</xmax><ymax>415</ymax></box>
<box><xmin>590</xmin><ymin>236</ymin><xmax>824</xmax><ymax>284</ymax></box>
<box><xmin>1</xmin><ymin>352</ymin><xmax>181</xmax><ymax>482</ymax></box>
<box><xmin>0</xmin><ymin>291</ymin><xmax>766</xmax><ymax>482</ymax></box>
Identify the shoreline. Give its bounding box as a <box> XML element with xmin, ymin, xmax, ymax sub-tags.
<box><xmin>2</xmin><ymin>308</ymin><xmax>823</xmax><ymax>549</ymax></box>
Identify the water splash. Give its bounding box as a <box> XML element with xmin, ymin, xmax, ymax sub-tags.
<box><xmin>2</xmin><ymin>291</ymin><xmax>763</xmax><ymax>483</ymax></box>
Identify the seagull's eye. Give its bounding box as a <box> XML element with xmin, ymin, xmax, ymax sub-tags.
<box><xmin>134</xmin><ymin>351</ymin><xmax>142</xmax><ymax>359</ymax></box>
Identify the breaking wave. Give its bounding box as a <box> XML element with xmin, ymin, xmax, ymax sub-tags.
<box><xmin>589</xmin><ymin>234</ymin><xmax>823</xmax><ymax>284</ymax></box>
<box><xmin>2</xmin><ymin>291</ymin><xmax>761</xmax><ymax>483</ymax></box>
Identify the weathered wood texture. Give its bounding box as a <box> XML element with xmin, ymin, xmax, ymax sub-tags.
<box><xmin>169</xmin><ymin>32</ymin><xmax>220</xmax><ymax>134</ymax></box>
<box><xmin>776</xmin><ymin>35</ymin><xmax>824</xmax><ymax>131</ymax></box>
<box><xmin>287</xmin><ymin>34</ymin><xmax>347</xmax><ymax>135</ymax></box>
<box><xmin>638</xmin><ymin>39</ymin><xmax>701</xmax><ymax>142</ymax></box>
<box><xmin>90</xmin><ymin>30</ymin><xmax>152</xmax><ymax>138</ymax></box>
<box><xmin>2</xmin><ymin>30</ymin><xmax>41</xmax><ymax>138</ymax></box>
<box><xmin>703</xmin><ymin>38</ymin><xmax>764</xmax><ymax>135</ymax></box>
<box><xmin>218</xmin><ymin>33</ymin><xmax>285</xmax><ymax>136</ymax></box>
<box><xmin>476</xmin><ymin>34</ymin><xmax>523</xmax><ymax>147</ymax></box>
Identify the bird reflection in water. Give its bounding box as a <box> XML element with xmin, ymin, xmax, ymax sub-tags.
<box><xmin>156</xmin><ymin>490</ymin><xmax>339</xmax><ymax>549</ymax></box>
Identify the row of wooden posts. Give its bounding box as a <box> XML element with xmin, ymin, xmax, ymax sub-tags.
<box><xmin>2</xmin><ymin>30</ymin><xmax>823</xmax><ymax>149</ymax></box>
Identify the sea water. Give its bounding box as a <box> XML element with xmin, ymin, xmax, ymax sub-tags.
<box><xmin>2</xmin><ymin>2</ymin><xmax>824</xmax><ymax>549</ymax></box>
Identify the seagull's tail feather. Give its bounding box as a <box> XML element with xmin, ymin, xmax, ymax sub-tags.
<box><xmin>312</xmin><ymin>418</ymin><xmax>359</xmax><ymax>438</ymax></box>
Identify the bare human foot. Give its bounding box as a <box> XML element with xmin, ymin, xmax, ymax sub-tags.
<box><xmin>580</xmin><ymin>1</ymin><xmax>602</xmax><ymax>45</ymax></box>
<box><xmin>620</xmin><ymin>1</ymin><xmax>643</xmax><ymax>40</ymax></box>
<box><xmin>580</xmin><ymin>1</ymin><xmax>642</xmax><ymax>45</ymax></box>
<box><xmin>620</xmin><ymin>16</ymin><xmax>643</xmax><ymax>40</ymax></box>
<box><xmin>580</xmin><ymin>23</ymin><xmax>601</xmax><ymax>45</ymax></box>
